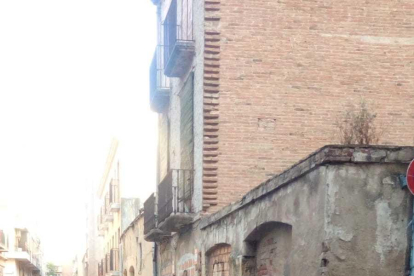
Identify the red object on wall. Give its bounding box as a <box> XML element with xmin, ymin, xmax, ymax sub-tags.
<box><xmin>407</xmin><ymin>160</ymin><xmax>414</xmax><ymax>195</ymax></box>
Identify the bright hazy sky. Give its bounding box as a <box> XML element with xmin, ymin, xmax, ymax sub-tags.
<box><xmin>0</xmin><ymin>0</ymin><xmax>157</xmax><ymax>264</ymax></box>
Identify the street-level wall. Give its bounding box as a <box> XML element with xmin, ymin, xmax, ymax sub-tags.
<box><xmin>121</xmin><ymin>213</ymin><xmax>153</xmax><ymax>276</ymax></box>
<box><xmin>156</xmin><ymin>146</ymin><xmax>414</xmax><ymax>276</ymax></box>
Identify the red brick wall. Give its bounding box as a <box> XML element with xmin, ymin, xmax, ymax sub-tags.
<box><xmin>205</xmin><ymin>0</ymin><xmax>414</xmax><ymax>211</ymax></box>
<box><xmin>255</xmin><ymin>225</ymin><xmax>292</xmax><ymax>276</ymax></box>
<box><xmin>207</xmin><ymin>245</ymin><xmax>232</xmax><ymax>276</ymax></box>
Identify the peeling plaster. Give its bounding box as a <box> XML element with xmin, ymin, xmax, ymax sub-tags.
<box><xmin>375</xmin><ymin>199</ymin><xmax>406</xmax><ymax>263</ymax></box>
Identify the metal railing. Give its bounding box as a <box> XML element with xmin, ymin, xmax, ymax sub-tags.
<box><xmin>109</xmin><ymin>180</ymin><xmax>120</xmax><ymax>205</ymax></box>
<box><xmin>158</xmin><ymin>169</ymin><xmax>194</xmax><ymax>224</ymax></box>
<box><xmin>163</xmin><ymin>0</ymin><xmax>193</xmax><ymax>66</ymax></box>
<box><xmin>150</xmin><ymin>45</ymin><xmax>171</xmax><ymax>102</ymax></box>
<box><xmin>105</xmin><ymin>194</ymin><xmax>110</xmax><ymax>214</ymax></box>
<box><xmin>144</xmin><ymin>193</ymin><xmax>156</xmax><ymax>235</ymax></box>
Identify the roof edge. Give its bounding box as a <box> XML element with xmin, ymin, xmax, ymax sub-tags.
<box><xmin>200</xmin><ymin>145</ymin><xmax>414</xmax><ymax>229</ymax></box>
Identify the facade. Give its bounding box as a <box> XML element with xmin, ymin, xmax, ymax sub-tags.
<box><xmin>85</xmin><ymin>175</ymin><xmax>102</xmax><ymax>276</ymax></box>
<box><xmin>97</xmin><ymin>140</ymin><xmax>122</xmax><ymax>276</ymax></box>
<box><xmin>148</xmin><ymin>145</ymin><xmax>414</xmax><ymax>276</ymax></box>
<box><xmin>120</xmin><ymin>210</ymin><xmax>153</xmax><ymax>276</ymax></box>
<box><xmin>85</xmin><ymin>176</ymin><xmax>101</xmax><ymax>276</ymax></box>
<box><xmin>148</xmin><ymin>0</ymin><xmax>414</xmax><ymax>217</ymax></box>
<box><xmin>145</xmin><ymin>0</ymin><xmax>414</xmax><ymax>275</ymax></box>
<box><xmin>0</xmin><ymin>228</ymin><xmax>8</xmax><ymax>276</ymax></box>
<box><xmin>3</xmin><ymin>228</ymin><xmax>43</xmax><ymax>276</ymax></box>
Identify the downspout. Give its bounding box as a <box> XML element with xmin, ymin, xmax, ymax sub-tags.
<box><xmin>399</xmin><ymin>174</ymin><xmax>414</xmax><ymax>276</ymax></box>
<box><xmin>153</xmin><ymin>243</ymin><xmax>158</xmax><ymax>276</ymax></box>
<box><xmin>411</xmin><ymin>202</ymin><xmax>414</xmax><ymax>276</ymax></box>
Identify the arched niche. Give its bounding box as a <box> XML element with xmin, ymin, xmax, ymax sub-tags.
<box><xmin>243</xmin><ymin>222</ymin><xmax>293</xmax><ymax>276</ymax></box>
<box><xmin>206</xmin><ymin>243</ymin><xmax>232</xmax><ymax>276</ymax></box>
<box><xmin>128</xmin><ymin>266</ymin><xmax>135</xmax><ymax>276</ymax></box>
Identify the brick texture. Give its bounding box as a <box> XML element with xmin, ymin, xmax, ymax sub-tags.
<box><xmin>255</xmin><ymin>225</ymin><xmax>292</xmax><ymax>276</ymax></box>
<box><xmin>204</xmin><ymin>0</ymin><xmax>414</xmax><ymax>212</ymax></box>
<box><xmin>202</xmin><ymin>0</ymin><xmax>222</xmax><ymax>210</ymax></box>
<box><xmin>207</xmin><ymin>245</ymin><xmax>232</xmax><ymax>276</ymax></box>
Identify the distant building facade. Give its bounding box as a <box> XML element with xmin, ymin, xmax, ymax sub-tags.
<box><xmin>3</xmin><ymin>228</ymin><xmax>43</xmax><ymax>276</ymax></box>
<box><xmin>0</xmin><ymin>229</ymin><xmax>7</xmax><ymax>276</ymax></box>
<box><xmin>97</xmin><ymin>140</ymin><xmax>122</xmax><ymax>276</ymax></box>
<box><xmin>120</xmin><ymin>209</ymin><xmax>153</xmax><ymax>276</ymax></box>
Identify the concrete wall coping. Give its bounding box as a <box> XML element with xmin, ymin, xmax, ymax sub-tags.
<box><xmin>200</xmin><ymin>145</ymin><xmax>414</xmax><ymax>229</ymax></box>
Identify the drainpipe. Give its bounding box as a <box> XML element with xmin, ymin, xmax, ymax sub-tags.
<box><xmin>400</xmin><ymin>174</ymin><xmax>414</xmax><ymax>276</ymax></box>
<box><xmin>153</xmin><ymin>243</ymin><xmax>158</xmax><ymax>276</ymax></box>
<box><xmin>411</xmin><ymin>202</ymin><xmax>414</xmax><ymax>276</ymax></box>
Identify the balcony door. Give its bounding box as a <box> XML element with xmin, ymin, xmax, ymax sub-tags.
<box><xmin>179</xmin><ymin>74</ymin><xmax>194</xmax><ymax>212</ymax></box>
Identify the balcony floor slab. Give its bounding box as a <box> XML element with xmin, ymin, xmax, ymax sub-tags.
<box><xmin>158</xmin><ymin>213</ymin><xmax>195</xmax><ymax>233</ymax></box>
<box><xmin>164</xmin><ymin>41</ymin><xmax>195</xmax><ymax>78</ymax></box>
<box><xmin>144</xmin><ymin>229</ymin><xmax>169</xmax><ymax>242</ymax></box>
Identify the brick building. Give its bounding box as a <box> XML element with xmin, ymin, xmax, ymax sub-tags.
<box><xmin>145</xmin><ymin>0</ymin><xmax>414</xmax><ymax>275</ymax></box>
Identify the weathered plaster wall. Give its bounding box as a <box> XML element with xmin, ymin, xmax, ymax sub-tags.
<box><xmin>199</xmin><ymin>146</ymin><xmax>414</xmax><ymax>276</ymax></box>
<box><xmin>121</xmin><ymin>215</ymin><xmax>153</xmax><ymax>276</ymax></box>
<box><xmin>157</xmin><ymin>146</ymin><xmax>414</xmax><ymax>276</ymax></box>
<box><xmin>323</xmin><ymin>163</ymin><xmax>410</xmax><ymax>275</ymax></box>
<box><xmin>159</xmin><ymin>0</ymin><xmax>204</xmax><ymax>214</ymax></box>
<box><xmin>201</xmin><ymin>167</ymin><xmax>326</xmax><ymax>276</ymax></box>
<box><xmin>192</xmin><ymin>0</ymin><xmax>205</xmax><ymax>215</ymax></box>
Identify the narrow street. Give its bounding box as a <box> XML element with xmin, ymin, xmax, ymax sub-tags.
<box><xmin>1</xmin><ymin>0</ymin><xmax>414</xmax><ymax>276</ymax></box>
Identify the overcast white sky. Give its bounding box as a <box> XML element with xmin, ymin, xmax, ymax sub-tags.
<box><xmin>0</xmin><ymin>0</ymin><xmax>158</xmax><ymax>264</ymax></box>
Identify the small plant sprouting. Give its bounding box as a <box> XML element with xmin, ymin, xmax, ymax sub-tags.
<box><xmin>336</xmin><ymin>99</ymin><xmax>381</xmax><ymax>145</ymax></box>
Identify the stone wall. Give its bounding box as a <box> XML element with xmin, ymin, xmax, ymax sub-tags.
<box><xmin>159</xmin><ymin>114</ymin><xmax>170</xmax><ymax>182</ymax></box>
<box><xmin>155</xmin><ymin>146</ymin><xmax>414</xmax><ymax>276</ymax></box>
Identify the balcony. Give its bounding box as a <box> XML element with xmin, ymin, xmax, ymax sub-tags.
<box><xmin>163</xmin><ymin>0</ymin><xmax>195</xmax><ymax>77</ymax></box>
<box><xmin>143</xmin><ymin>193</ymin><xmax>166</xmax><ymax>242</ymax></box>
<box><xmin>6</xmin><ymin>232</ymin><xmax>42</xmax><ymax>272</ymax></box>
<box><xmin>150</xmin><ymin>46</ymin><xmax>171</xmax><ymax>113</ymax></box>
<box><xmin>0</xmin><ymin>230</ymin><xmax>7</xmax><ymax>252</ymax></box>
<box><xmin>109</xmin><ymin>180</ymin><xmax>120</xmax><ymax>212</ymax></box>
<box><xmin>104</xmin><ymin>195</ymin><xmax>114</xmax><ymax>223</ymax></box>
<box><xmin>98</xmin><ymin>210</ymin><xmax>108</xmax><ymax>232</ymax></box>
<box><xmin>157</xmin><ymin>169</ymin><xmax>195</xmax><ymax>232</ymax></box>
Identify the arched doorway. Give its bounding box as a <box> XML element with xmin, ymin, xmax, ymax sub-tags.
<box><xmin>129</xmin><ymin>266</ymin><xmax>135</xmax><ymax>276</ymax></box>
<box><xmin>206</xmin><ymin>244</ymin><xmax>232</xmax><ymax>276</ymax></box>
<box><xmin>245</xmin><ymin>222</ymin><xmax>292</xmax><ymax>276</ymax></box>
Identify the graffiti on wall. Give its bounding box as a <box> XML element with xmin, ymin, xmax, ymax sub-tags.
<box><xmin>177</xmin><ymin>253</ymin><xmax>197</xmax><ymax>276</ymax></box>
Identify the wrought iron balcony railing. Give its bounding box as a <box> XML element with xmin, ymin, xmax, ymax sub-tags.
<box><xmin>150</xmin><ymin>45</ymin><xmax>171</xmax><ymax>113</ymax></box>
<box><xmin>109</xmin><ymin>179</ymin><xmax>120</xmax><ymax>212</ymax></box>
<box><xmin>163</xmin><ymin>0</ymin><xmax>195</xmax><ymax>77</ymax></box>
<box><xmin>158</xmin><ymin>169</ymin><xmax>194</xmax><ymax>226</ymax></box>
<box><xmin>143</xmin><ymin>193</ymin><xmax>156</xmax><ymax>236</ymax></box>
